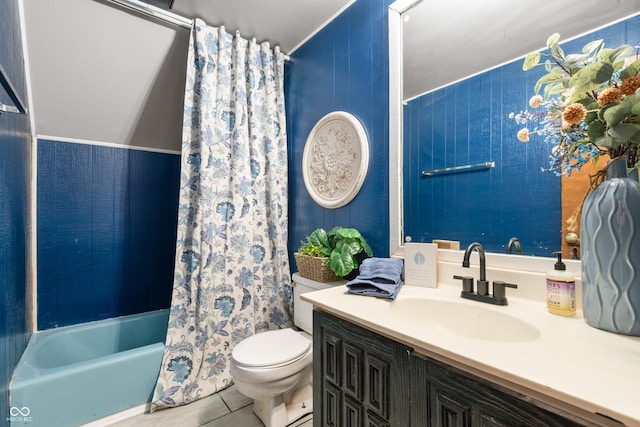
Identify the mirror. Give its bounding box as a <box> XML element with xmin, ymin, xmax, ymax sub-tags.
<box><xmin>391</xmin><ymin>0</ymin><xmax>640</xmax><ymax>257</ymax></box>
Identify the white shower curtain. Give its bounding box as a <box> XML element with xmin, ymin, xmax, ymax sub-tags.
<box><xmin>151</xmin><ymin>18</ymin><xmax>292</xmax><ymax>411</ymax></box>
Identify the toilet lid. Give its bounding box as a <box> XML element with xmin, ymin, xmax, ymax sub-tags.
<box><xmin>232</xmin><ymin>328</ymin><xmax>311</xmax><ymax>367</ymax></box>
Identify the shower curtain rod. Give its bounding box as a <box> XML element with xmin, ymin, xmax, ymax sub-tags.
<box><xmin>108</xmin><ymin>0</ymin><xmax>192</xmax><ymax>29</ymax></box>
<box><xmin>106</xmin><ymin>0</ymin><xmax>290</xmax><ymax>60</ymax></box>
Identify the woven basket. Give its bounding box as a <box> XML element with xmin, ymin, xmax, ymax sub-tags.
<box><xmin>294</xmin><ymin>252</ymin><xmax>340</xmax><ymax>282</ymax></box>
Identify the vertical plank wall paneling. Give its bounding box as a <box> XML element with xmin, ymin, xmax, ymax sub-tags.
<box><xmin>403</xmin><ymin>16</ymin><xmax>640</xmax><ymax>256</ymax></box>
<box><xmin>286</xmin><ymin>0</ymin><xmax>394</xmax><ymax>263</ymax></box>
<box><xmin>0</xmin><ymin>0</ymin><xmax>32</xmax><ymax>422</ymax></box>
<box><xmin>37</xmin><ymin>139</ymin><xmax>180</xmax><ymax>330</ymax></box>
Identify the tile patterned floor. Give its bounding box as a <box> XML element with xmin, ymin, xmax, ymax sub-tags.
<box><xmin>109</xmin><ymin>385</ymin><xmax>312</xmax><ymax>427</ymax></box>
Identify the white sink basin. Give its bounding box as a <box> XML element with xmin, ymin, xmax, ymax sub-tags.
<box><xmin>390</xmin><ymin>297</ymin><xmax>540</xmax><ymax>342</ymax></box>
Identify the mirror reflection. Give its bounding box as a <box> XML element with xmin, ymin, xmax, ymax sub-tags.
<box><xmin>401</xmin><ymin>0</ymin><xmax>640</xmax><ymax>257</ymax></box>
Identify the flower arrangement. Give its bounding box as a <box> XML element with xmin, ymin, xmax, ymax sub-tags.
<box><xmin>510</xmin><ymin>33</ymin><xmax>640</xmax><ymax>178</ymax></box>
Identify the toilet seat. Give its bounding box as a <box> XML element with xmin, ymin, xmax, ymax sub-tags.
<box><xmin>233</xmin><ymin>328</ymin><xmax>311</xmax><ymax>367</ymax></box>
<box><xmin>231</xmin><ymin>328</ymin><xmax>312</xmax><ymax>383</ymax></box>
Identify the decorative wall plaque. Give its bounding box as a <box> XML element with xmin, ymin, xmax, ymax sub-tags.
<box><xmin>302</xmin><ymin>111</ymin><xmax>369</xmax><ymax>208</ymax></box>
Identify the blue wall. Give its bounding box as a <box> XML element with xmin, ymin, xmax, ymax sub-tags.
<box><xmin>286</xmin><ymin>0</ymin><xmax>394</xmax><ymax>263</ymax></box>
<box><xmin>404</xmin><ymin>16</ymin><xmax>640</xmax><ymax>256</ymax></box>
<box><xmin>37</xmin><ymin>139</ymin><xmax>180</xmax><ymax>329</ymax></box>
<box><xmin>403</xmin><ymin>61</ymin><xmax>560</xmax><ymax>256</ymax></box>
<box><xmin>0</xmin><ymin>1</ymin><xmax>32</xmax><ymax>423</ymax></box>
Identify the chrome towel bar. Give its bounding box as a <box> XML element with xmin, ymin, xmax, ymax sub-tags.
<box><xmin>422</xmin><ymin>161</ymin><xmax>495</xmax><ymax>177</ymax></box>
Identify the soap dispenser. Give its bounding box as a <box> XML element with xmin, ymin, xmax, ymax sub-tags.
<box><xmin>546</xmin><ymin>251</ymin><xmax>576</xmax><ymax>316</ymax></box>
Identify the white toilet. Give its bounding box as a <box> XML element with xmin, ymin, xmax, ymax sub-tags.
<box><xmin>230</xmin><ymin>273</ymin><xmax>333</xmax><ymax>427</ymax></box>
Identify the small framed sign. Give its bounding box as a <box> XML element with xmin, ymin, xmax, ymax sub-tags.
<box><xmin>404</xmin><ymin>242</ymin><xmax>438</xmax><ymax>288</ymax></box>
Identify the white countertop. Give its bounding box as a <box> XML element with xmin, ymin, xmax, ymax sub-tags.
<box><xmin>301</xmin><ymin>281</ymin><xmax>640</xmax><ymax>426</ymax></box>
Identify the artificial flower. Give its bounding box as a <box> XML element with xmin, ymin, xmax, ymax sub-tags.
<box><xmin>517</xmin><ymin>128</ymin><xmax>530</xmax><ymax>142</ymax></box>
<box><xmin>596</xmin><ymin>88</ymin><xmax>622</xmax><ymax>106</ymax></box>
<box><xmin>511</xmin><ymin>33</ymin><xmax>640</xmax><ymax>177</ymax></box>
<box><xmin>529</xmin><ymin>95</ymin><xmax>544</xmax><ymax>108</ymax></box>
<box><xmin>562</xmin><ymin>103</ymin><xmax>587</xmax><ymax>125</ymax></box>
<box><xmin>620</xmin><ymin>75</ymin><xmax>640</xmax><ymax>95</ymax></box>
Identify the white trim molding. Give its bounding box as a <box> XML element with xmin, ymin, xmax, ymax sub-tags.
<box><xmin>36</xmin><ymin>134</ymin><xmax>182</xmax><ymax>155</ymax></box>
<box><xmin>388</xmin><ymin>0</ymin><xmax>422</xmax><ymax>256</ymax></box>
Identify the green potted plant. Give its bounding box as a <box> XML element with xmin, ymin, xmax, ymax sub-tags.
<box><xmin>295</xmin><ymin>228</ymin><xmax>340</xmax><ymax>282</ymax></box>
<box><xmin>326</xmin><ymin>226</ymin><xmax>372</xmax><ymax>280</ymax></box>
<box><xmin>295</xmin><ymin>226</ymin><xmax>373</xmax><ymax>281</ymax></box>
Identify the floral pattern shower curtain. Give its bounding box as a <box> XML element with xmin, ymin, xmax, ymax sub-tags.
<box><xmin>151</xmin><ymin>18</ymin><xmax>292</xmax><ymax>411</ymax></box>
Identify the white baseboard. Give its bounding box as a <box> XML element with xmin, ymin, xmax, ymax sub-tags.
<box><xmin>79</xmin><ymin>403</ymin><xmax>150</xmax><ymax>427</ymax></box>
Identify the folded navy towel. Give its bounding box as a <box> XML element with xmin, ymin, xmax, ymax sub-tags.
<box><xmin>346</xmin><ymin>257</ymin><xmax>404</xmax><ymax>300</ymax></box>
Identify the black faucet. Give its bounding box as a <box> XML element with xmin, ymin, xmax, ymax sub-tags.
<box><xmin>463</xmin><ymin>242</ymin><xmax>488</xmax><ymax>294</ymax></box>
<box><xmin>506</xmin><ymin>237</ymin><xmax>522</xmax><ymax>255</ymax></box>
<box><xmin>454</xmin><ymin>242</ymin><xmax>517</xmax><ymax>305</ymax></box>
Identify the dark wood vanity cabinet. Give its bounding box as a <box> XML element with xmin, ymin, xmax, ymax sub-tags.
<box><xmin>314</xmin><ymin>310</ymin><xmax>595</xmax><ymax>427</ymax></box>
<box><xmin>411</xmin><ymin>353</ymin><xmax>586</xmax><ymax>427</ymax></box>
<box><xmin>313</xmin><ymin>310</ymin><xmax>411</xmax><ymax>427</ymax></box>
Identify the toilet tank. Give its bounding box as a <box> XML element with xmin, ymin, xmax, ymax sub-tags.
<box><xmin>292</xmin><ymin>273</ymin><xmax>344</xmax><ymax>334</ymax></box>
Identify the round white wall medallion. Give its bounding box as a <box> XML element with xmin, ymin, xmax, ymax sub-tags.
<box><xmin>302</xmin><ymin>111</ymin><xmax>370</xmax><ymax>208</ymax></box>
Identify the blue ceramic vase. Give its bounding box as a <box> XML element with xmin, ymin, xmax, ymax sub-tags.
<box><xmin>581</xmin><ymin>157</ymin><xmax>640</xmax><ymax>336</ymax></box>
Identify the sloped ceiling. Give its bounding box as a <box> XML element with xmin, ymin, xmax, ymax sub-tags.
<box><xmin>171</xmin><ymin>0</ymin><xmax>356</xmax><ymax>53</ymax></box>
<box><xmin>22</xmin><ymin>0</ymin><xmax>353</xmax><ymax>151</ymax></box>
<box><xmin>402</xmin><ymin>0</ymin><xmax>640</xmax><ymax>100</ymax></box>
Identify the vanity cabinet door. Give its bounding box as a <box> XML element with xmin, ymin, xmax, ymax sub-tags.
<box><xmin>313</xmin><ymin>310</ymin><xmax>411</xmax><ymax>427</ymax></box>
<box><xmin>411</xmin><ymin>353</ymin><xmax>587</xmax><ymax>427</ymax></box>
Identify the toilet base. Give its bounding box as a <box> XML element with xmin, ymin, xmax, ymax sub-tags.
<box><xmin>252</xmin><ymin>383</ymin><xmax>313</xmax><ymax>427</ymax></box>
